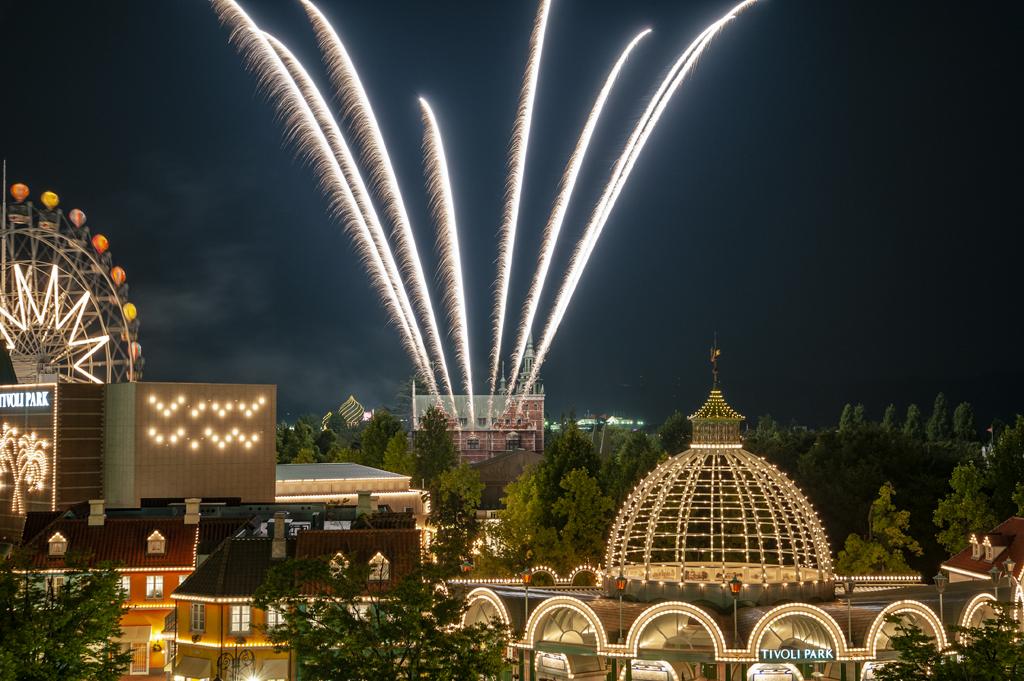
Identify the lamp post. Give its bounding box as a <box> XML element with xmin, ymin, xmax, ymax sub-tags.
<box><xmin>990</xmin><ymin>564</ymin><xmax>1001</xmax><ymax>601</ymax></box>
<box><xmin>615</xmin><ymin>573</ymin><xmax>627</xmax><ymax>644</ymax></box>
<box><xmin>729</xmin><ymin>576</ymin><xmax>742</xmax><ymax>644</ymax></box>
<box><xmin>933</xmin><ymin>571</ymin><xmax>948</xmax><ymax>631</ymax></box>
<box><xmin>843</xmin><ymin>578</ymin><xmax>855</xmax><ymax>647</ymax></box>
<box><xmin>213</xmin><ymin>639</ymin><xmax>254</xmax><ymax>681</ymax></box>
<box><xmin>521</xmin><ymin>570</ymin><xmax>532</xmax><ymax>634</ymax></box>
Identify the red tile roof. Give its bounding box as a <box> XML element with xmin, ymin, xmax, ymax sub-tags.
<box><xmin>24</xmin><ymin>518</ymin><xmax>199</xmax><ymax>570</ymax></box>
<box><xmin>943</xmin><ymin>516</ymin><xmax>1024</xmax><ymax>578</ymax></box>
<box><xmin>296</xmin><ymin>529</ymin><xmax>422</xmax><ymax>583</ymax></box>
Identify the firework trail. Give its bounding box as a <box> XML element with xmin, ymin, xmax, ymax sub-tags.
<box><xmin>489</xmin><ymin>0</ymin><xmax>552</xmax><ymax>408</ymax></box>
<box><xmin>520</xmin><ymin>0</ymin><xmax>758</xmax><ymax>396</ymax></box>
<box><xmin>419</xmin><ymin>98</ymin><xmax>474</xmax><ymax>423</ymax></box>
<box><xmin>505</xmin><ymin>28</ymin><xmax>651</xmax><ymax>396</ymax></box>
<box><xmin>210</xmin><ymin>0</ymin><xmax>440</xmax><ymax>395</ymax></box>
<box><xmin>300</xmin><ymin>0</ymin><xmax>456</xmax><ymax>403</ymax></box>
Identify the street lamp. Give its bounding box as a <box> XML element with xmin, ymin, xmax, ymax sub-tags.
<box><xmin>213</xmin><ymin>639</ymin><xmax>254</xmax><ymax>681</ymax></box>
<box><xmin>729</xmin><ymin>576</ymin><xmax>742</xmax><ymax>644</ymax></box>
<box><xmin>990</xmin><ymin>564</ymin><xmax>1001</xmax><ymax>601</ymax></box>
<box><xmin>933</xmin><ymin>571</ymin><xmax>948</xmax><ymax>630</ymax></box>
<box><xmin>521</xmin><ymin>570</ymin><xmax>532</xmax><ymax>635</ymax></box>
<box><xmin>843</xmin><ymin>578</ymin><xmax>855</xmax><ymax>646</ymax></box>
<box><xmin>615</xmin><ymin>573</ymin><xmax>627</xmax><ymax>644</ymax></box>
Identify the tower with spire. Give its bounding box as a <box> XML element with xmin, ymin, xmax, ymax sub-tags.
<box><xmin>516</xmin><ymin>334</ymin><xmax>543</xmax><ymax>396</ymax></box>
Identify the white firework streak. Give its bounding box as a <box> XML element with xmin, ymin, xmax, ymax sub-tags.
<box><xmin>210</xmin><ymin>0</ymin><xmax>440</xmax><ymax>395</ymax></box>
<box><xmin>265</xmin><ymin>34</ymin><xmax>455</xmax><ymax>413</ymax></box>
<box><xmin>505</xmin><ymin>28</ymin><xmax>651</xmax><ymax>396</ymax></box>
<box><xmin>488</xmin><ymin>0</ymin><xmax>552</xmax><ymax>409</ymax></box>
<box><xmin>419</xmin><ymin>98</ymin><xmax>475</xmax><ymax>423</ymax></box>
<box><xmin>521</xmin><ymin>0</ymin><xmax>759</xmax><ymax>396</ymax></box>
<box><xmin>300</xmin><ymin>0</ymin><xmax>456</xmax><ymax>405</ymax></box>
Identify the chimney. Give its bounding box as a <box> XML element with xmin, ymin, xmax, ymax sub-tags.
<box><xmin>271</xmin><ymin>511</ymin><xmax>287</xmax><ymax>560</ymax></box>
<box><xmin>356</xmin><ymin>491</ymin><xmax>374</xmax><ymax>517</ymax></box>
<box><xmin>88</xmin><ymin>499</ymin><xmax>105</xmax><ymax>526</ymax></box>
<box><xmin>184</xmin><ymin>498</ymin><xmax>201</xmax><ymax>525</ymax></box>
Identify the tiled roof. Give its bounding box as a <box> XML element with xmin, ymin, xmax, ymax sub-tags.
<box><xmin>197</xmin><ymin>517</ymin><xmax>250</xmax><ymax>556</ymax></box>
<box><xmin>24</xmin><ymin>518</ymin><xmax>199</xmax><ymax>569</ymax></box>
<box><xmin>296</xmin><ymin>529</ymin><xmax>422</xmax><ymax>582</ymax></box>
<box><xmin>943</xmin><ymin>516</ymin><xmax>1024</xmax><ymax>578</ymax></box>
<box><xmin>20</xmin><ymin>511</ymin><xmax>64</xmax><ymax>545</ymax></box>
<box><xmin>175</xmin><ymin>537</ymin><xmax>293</xmax><ymax>599</ymax></box>
<box><xmin>276</xmin><ymin>463</ymin><xmax>407</xmax><ymax>482</ymax></box>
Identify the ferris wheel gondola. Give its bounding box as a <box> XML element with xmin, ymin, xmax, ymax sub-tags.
<box><xmin>1</xmin><ymin>181</ymin><xmax>142</xmax><ymax>384</ymax></box>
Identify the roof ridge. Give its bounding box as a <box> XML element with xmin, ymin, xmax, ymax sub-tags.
<box><xmin>215</xmin><ymin>536</ymin><xmax>233</xmax><ymax>595</ymax></box>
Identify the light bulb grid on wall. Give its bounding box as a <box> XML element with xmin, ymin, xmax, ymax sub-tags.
<box><xmin>605</xmin><ymin>444</ymin><xmax>832</xmax><ymax>584</ymax></box>
<box><xmin>0</xmin><ymin>421</ymin><xmax>50</xmax><ymax>514</ymax></box>
<box><xmin>145</xmin><ymin>393</ymin><xmax>267</xmax><ymax>450</ymax></box>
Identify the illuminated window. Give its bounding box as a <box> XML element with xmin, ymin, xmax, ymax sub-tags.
<box><xmin>330</xmin><ymin>552</ymin><xmax>349</xmax><ymax>575</ymax></box>
<box><xmin>48</xmin><ymin>575</ymin><xmax>65</xmax><ymax>596</ymax></box>
<box><xmin>229</xmin><ymin>605</ymin><xmax>251</xmax><ymax>633</ymax></box>
<box><xmin>265</xmin><ymin>606</ymin><xmax>283</xmax><ymax>629</ymax></box>
<box><xmin>145</xmin><ymin>575</ymin><xmax>163</xmax><ymax>600</ymax></box>
<box><xmin>190</xmin><ymin>602</ymin><xmax>206</xmax><ymax>632</ymax></box>
<box><xmin>120</xmin><ymin>575</ymin><xmax>131</xmax><ymax>598</ymax></box>
<box><xmin>47</xmin><ymin>533</ymin><xmax>67</xmax><ymax>557</ymax></box>
<box><xmin>970</xmin><ymin>534</ymin><xmax>981</xmax><ymax>560</ymax></box>
<box><xmin>146</xmin><ymin>531</ymin><xmax>166</xmax><ymax>555</ymax></box>
<box><xmin>368</xmin><ymin>552</ymin><xmax>391</xmax><ymax>582</ymax></box>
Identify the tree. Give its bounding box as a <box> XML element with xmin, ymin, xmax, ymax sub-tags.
<box><xmin>987</xmin><ymin>416</ymin><xmax>1024</xmax><ymax>517</ymax></box>
<box><xmin>838</xmin><ymin>403</ymin><xmax>854</xmax><ymax>433</ymax></box>
<box><xmin>926</xmin><ymin>393</ymin><xmax>951</xmax><ymax>442</ymax></box>
<box><xmin>903</xmin><ymin>404</ymin><xmax>923</xmax><ymax>439</ymax></box>
<box><xmin>276</xmin><ymin>418</ymin><xmax>318</xmax><ymax>463</ymax></box>
<box><xmin>933</xmin><ymin>461</ymin><xmax>998</xmax><ymax>553</ymax></box>
<box><xmin>292</xmin><ymin>447</ymin><xmax>317</xmax><ymax>464</ymax></box>
<box><xmin>600</xmin><ymin>430</ymin><xmax>663</xmax><ymax>505</ymax></box>
<box><xmin>834</xmin><ymin>482</ymin><xmax>922</xmax><ymax>574</ymax></box>
<box><xmin>552</xmin><ymin>469</ymin><xmax>614</xmax><ymax>567</ymax></box>
<box><xmin>382</xmin><ymin>432</ymin><xmax>415</xmax><ymax>476</ymax></box>
<box><xmin>535</xmin><ymin>422</ymin><xmax>600</xmax><ymax>528</ymax></box>
<box><xmin>361</xmin><ymin>410</ymin><xmax>402</xmax><ymax>468</ymax></box>
<box><xmin>254</xmin><ymin>560</ymin><xmax>509</xmax><ymax>680</ymax></box>
<box><xmin>476</xmin><ymin>466</ymin><xmax>559</xmax><ymax>575</ymax></box>
<box><xmin>413</xmin><ymin>406</ymin><xmax>456</xmax><ymax>489</ymax></box>
<box><xmin>0</xmin><ymin>556</ymin><xmax>131</xmax><ymax>681</ymax></box>
<box><xmin>874</xmin><ymin>604</ymin><xmax>1024</xmax><ymax>681</ymax></box>
<box><xmin>430</xmin><ymin>465</ymin><xmax>484</xmax><ymax>573</ymax></box>
<box><xmin>952</xmin><ymin>402</ymin><xmax>976</xmax><ymax>442</ymax></box>
<box><xmin>853</xmin><ymin>403</ymin><xmax>866</xmax><ymax>428</ymax></box>
<box><xmin>881</xmin><ymin>404</ymin><xmax>897</xmax><ymax>431</ymax></box>
<box><xmin>657</xmin><ymin>411</ymin><xmax>691</xmax><ymax>453</ymax></box>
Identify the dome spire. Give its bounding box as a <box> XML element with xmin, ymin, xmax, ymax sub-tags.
<box><xmin>690</xmin><ymin>339</ymin><xmax>744</xmax><ymax>446</ymax></box>
<box><xmin>710</xmin><ymin>332</ymin><xmax>721</xmax><ymax>388</ymax></box>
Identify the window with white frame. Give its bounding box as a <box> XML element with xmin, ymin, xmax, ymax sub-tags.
<box><xmin>229</xmin><ymin>605</ymin><xmax>251</xmax><ymax>633</ymax></box>
<box><xmin>265</xmin><ymin>606</ymin><xmax>284</xmax><ymax>629</ymax></box>
<box><xmin>190</xmin><ymin>602</ymin><xmax>206</xmax><ymax>632</ymax></box>
<box><xmin>120</xmin><ymin>575</ymin><xmax>131</xmax><ymax>598</ymax></box>
<box><xmin>145</xmin><ymin>575</ymin><xmax>163</xmax><ymax>600</ymax></box>
<box><xmin>368</xmin><ymin>552</ymin><xmax>391</xmax><ymax>582</ymax></box>
<box><xmin>48</xmin><ymin>532</ymin><xmax>67</xmax><ymax>557</ymax></box>
<box><xmin>146</xmin><ymin>530</ymin><xmax>166</xmax><ymax>555</ymax></box>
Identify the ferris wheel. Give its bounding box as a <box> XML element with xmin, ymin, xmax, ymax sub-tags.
<box><xmin>1</xmin><ymin>181</ymin><xmax>141</xmax><ymax>384</ymax></box>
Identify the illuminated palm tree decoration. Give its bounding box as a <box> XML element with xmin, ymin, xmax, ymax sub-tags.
<box><xmin>0</xmin><ymin>423</ymin><xmax>50</xmax><ymax>514</ymax></box>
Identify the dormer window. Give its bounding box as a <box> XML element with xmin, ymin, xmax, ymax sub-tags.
<box><xmin>147</xmin><ymin>531</ymin><xmax>166</xmax><ymax>555</ymax></box>
<box><xmin>368</xmin><ymin>552</ymin><xmax>390</xmax><ymax>582</ymax></box>
<box><xmin>48</xmin><ymin>532</ymin><xmax>67</xmax><ymax>557</ymax></box>
<box><xmin>984</xmin><ymin>537</ymin><xmax>993</xmax><ymax>562</ymax></box>
<box><xmin>970</xmin><ymin>534</ymin><xmax>981</xmax><ymax>560</ymax></box>
<box><xmin>330</xmin><ymin>552</ymin><xmax>349</xmax><ymax>575</ymax></box>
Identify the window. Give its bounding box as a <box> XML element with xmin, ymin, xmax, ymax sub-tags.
<box><xmin>229</xmin><ymin>605</ymin><xmax>251</xmax><ymax>633</ymax></box>
<box><xmin>146</xmin><ymin>530</ymin><xmax>166</xmax><ymax>555</ymax></box>
<box><xmin>505</xmin><ymin>433</ymin><xmax>521</xmax><ymax>451</ymax></box>
<box><xmin>368</xmin><ymin>552</ymin><xmax>391</xmax><ymax>582</ymax></box>
<box><xmin>458</xmin><ymin>417</ymin><xmax>467</xmax><ymax>427</ymax></box>
<box><xmin>145</xmin><ymin>575</ymin><xmax>163</xmax><ymax>600</ymax></box>
<box><xmin>120</xmin><ymin>575</ymin><xmax>131</xmax><ymax>598</ymax></box>
<box><xmin>330</xmin><ymin>551</ymin><xmax>349</xmax><ymax>575</ymax></box>
<box><xmin>476</xmin><ymin>417</ymin><xmax>487</xmax><ymax>428</ymax></box>
<box><xmin>190</xmin><ymin>603</ymin><xmax>206</xmax><ymax>632</ymax></box>
<box><xmin>127</xmin><ymin>641</ymin><xmax>149</xmax><ymax>675</ymax></box>
<box><xmin>970</xmin><ymin>535</ymin><xmax>981</xmax><ymax>560</ymax></box>
<box><xmin>467</xmin><ymin>437</ymin><xmax>480</xmax><ymax>450</ymax></box>
<box><xmin>48</xmin><ymin>533</ymin><xmax>67</xmax><ymax>557</ymax></box>
<box><xmin>265</xmin><ymin>606</ymin><xmax>283</xmax><ymax>629</ymax></box>
<box><xmin>48</xmin><ymin>575</ymin><xmax>65</xmax><ymax>596</ymax></box>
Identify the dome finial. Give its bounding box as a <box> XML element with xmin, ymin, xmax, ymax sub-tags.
<box><xmin>710</xmin><ymin>332</ymin><xmax>721</xmax><ymax>388</ymax></box>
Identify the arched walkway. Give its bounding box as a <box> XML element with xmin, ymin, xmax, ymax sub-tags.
<box><xmin>866</xmin><ymin>600</ymin><xmax>946</xmax><ymax>657</ymax></box>
<box><xmin>526</xmin><ymin>596</ymin><xmax>608</xmax><ymax>651</ymax></box>
<box><xmin>463</xmin><ymin>587</ymin><xmax>511</xmax><ymax>627</ymax></box>
<box><xmin>626</xmin><ymin>602</ymin><xmax>726</xmax><ymax>659</ymax></box>
<box><xmin>748</xmin><ymin>603</ymin><xmax>846</xmax><ymax>660</ymax></box>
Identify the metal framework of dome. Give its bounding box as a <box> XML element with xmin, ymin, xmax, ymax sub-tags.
<box><xmin>605</xmin><ymin>384</ymin><xmax>833</xmax><ymax>605</ymax></box>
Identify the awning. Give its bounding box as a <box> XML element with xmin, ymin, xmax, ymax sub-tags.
<box><xmin>173</xmin><ymin>656</ymin><xmax>211</xmax><ymax>678</ymax></box>
<box><xmin>115</xmin><ymin>625</ymin><xmax>151</xmax><ymax>643</ymax></box>
<box><xmin>261</xmin><ymin>658</ymin><xmax>289</xmax><ymax>678</ymax></box>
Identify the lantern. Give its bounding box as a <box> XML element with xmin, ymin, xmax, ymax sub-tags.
<box><xmin>41</xmin><ymin>191</ymin><xmax>59</xmax><ymax>210</ymax></box>
<box><xmin>91</xmin><ymin>234</ymin><xmax>109</xmax><ymax>253</ymax></box>
<box><xmin>68</xmin><ymin>208</ymin><xmax>87</xmax><ymax>228</ymax></box>
<box><xmin>123</xmin><ymin>303</ymin><xmax>137</xmax><ymax>321</ymax></box>
<box><xmin>729</xmin><ymin>576</ymin><xmax>742</xmax><ymax>595</ymax></box>
<box><xmin>521</xmin><ymin>570</ymin><xmax>532</xmax><ymax>586</ymax></box>
<box><xmin>10</xmin><ymin>183</ymin><xmax>29</xmax><ymax>203</ymax></box>
<box><xmin>110</xmin><ymin>266</ymin><xmax>126</xmax><ymax>286</ymax></box>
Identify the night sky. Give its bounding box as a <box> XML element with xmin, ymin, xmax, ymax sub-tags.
<box><xmin>2</xmin><ymin>1</ymin><xmax>1021</xmax><ymax>427</ymax></box>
